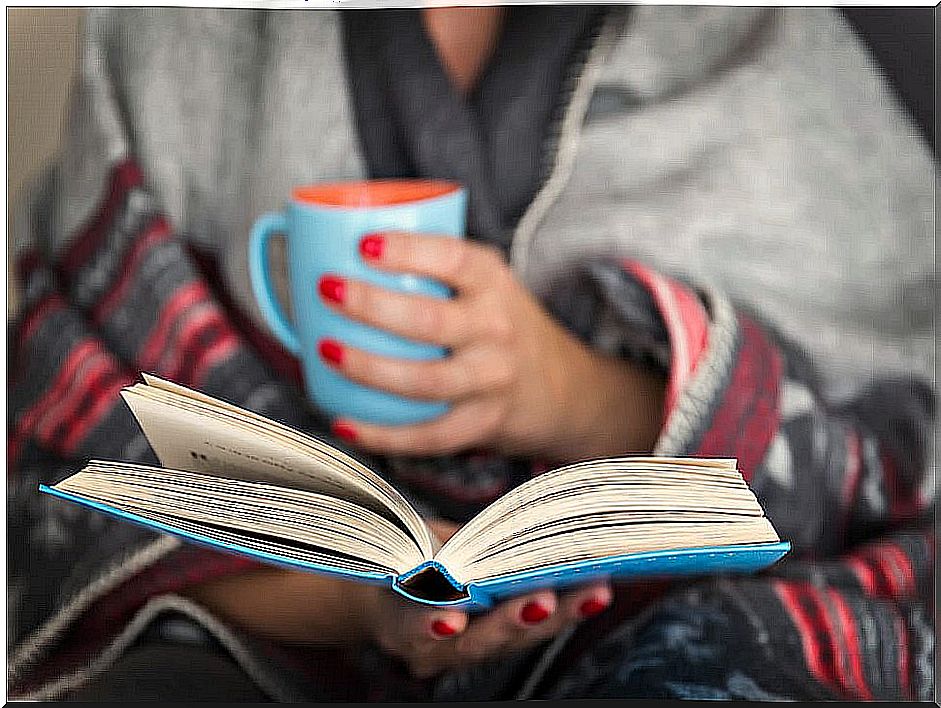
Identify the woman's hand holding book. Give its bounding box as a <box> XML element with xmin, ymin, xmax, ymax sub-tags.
<box><xmin>361</xmin><ymin>519</ymin><xmax>613</xmax><ymax>678</ymax></box>
<box><xmin>186</xmin><ymin>519</ymin><xmax>613</xmax><ymax>679</ymax></box>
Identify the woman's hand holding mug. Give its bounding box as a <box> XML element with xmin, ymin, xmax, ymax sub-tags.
<box><xmin>318</xmin><ymin>231</ymin><xmax>665</xmax><ymax>462</ymax></box>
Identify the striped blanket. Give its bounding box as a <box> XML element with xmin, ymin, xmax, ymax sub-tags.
<box><xmin>7</xmin><ymin>156</ymin><xmax>935</xmax><ymax>699</ymax></box>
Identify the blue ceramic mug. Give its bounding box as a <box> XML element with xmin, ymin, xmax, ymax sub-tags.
<box><xmin>249</xmin><ymin>180</ymin><xmax>467</xmax><ymax>425</ymax></box>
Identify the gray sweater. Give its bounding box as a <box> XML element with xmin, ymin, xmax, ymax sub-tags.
<box><xmin>16</xmin><ymin>6</ymin><xmax>934</xmax><ymax>404</ymax></box>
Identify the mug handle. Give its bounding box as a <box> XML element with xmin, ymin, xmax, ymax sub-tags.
<box><xmin>248</xmin><ymin>212</ymin><xmax>301</xmax><ymax>355</ymax></box>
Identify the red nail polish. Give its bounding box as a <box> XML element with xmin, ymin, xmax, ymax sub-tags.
<box><xmin>359</xmin><ymin>234</ymin><xmax>385</xmax><ymax>260</ymax></box>
<box><xmin>331</xmin><ymin>421</ymin><xmax>358</xmax><ymax>444</ymax></box>
<box><xmin>318</xmin><ymin>275</ymin><xmax>346</xmax><ymax>304</ymax></box>
<box><xmin>318</xmin><ymin>339</ymin><xmax>344</xmax><ymax>366</ymax></box>
<box><xmin>431</xmin><ymin>619</ymin><xmax>456</xmax><ymax>637</ymax></box>
<box><xmin>579</xmin><ymin>598</ymin><xmax>609</xmax><ymax>618</ymax></box>
<box><xmin>520</xmin><ymin>602</ymin><xmax>550</xmax><ymax>624</ymax></box>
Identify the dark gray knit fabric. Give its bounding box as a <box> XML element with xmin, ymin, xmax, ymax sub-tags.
<box><xmin>341</xmin><ymin>6</ymin><xmax>605</xmax><ymax>247</ymax></box>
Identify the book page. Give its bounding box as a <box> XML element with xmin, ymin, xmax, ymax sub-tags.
<box><xmin>123</xmin><ymin>377</ymin><xmax>435</xmax><ymax>557</ymax></box>
<box><xmin>441</xmin><ymin>458</ymin><xmax>747</xmax><ymax>559</ymax></box>
<box><xmin>437</xmin><ymin>457</ymin><xmax>781</xmax><ymax>584</ymax></box>
<box><xmin>56</xmin><ymin>462</ymin><xmax>425</xmax><ymax>573</ymax></box>
<box><xmin>124</xmin><ymin>392</ymin><xmax>379</xmax><ymax>502</ymax></box>
<box><xmin>459</xmin><ymin>518</ymin><xmax>780</xmax><ymax>581</ymax></box>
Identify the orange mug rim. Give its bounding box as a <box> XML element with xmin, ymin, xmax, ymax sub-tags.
<box><xmin>292</xmin><ymin>180</ymin><xmax>462</xmax><ymax>209</ymax></box>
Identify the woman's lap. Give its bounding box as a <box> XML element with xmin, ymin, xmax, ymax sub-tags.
<box><xmin>64</xmin><ymin>643</ymin><xmax>273</xmax><ymax>702</ymax></box>
<box><xmin>64</xmin><ymin>579</ymin><xmax>827</xmax><ymax>702</ymax></box>
<box><xmin>544</xmin><ymin>580</ymin><xmax>823</xmax><ymax>700</ymax></box>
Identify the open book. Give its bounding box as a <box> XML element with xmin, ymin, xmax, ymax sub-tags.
<box><xmin>42</xmin><ymin>375</ymin><xmax>790</xmax><ymax>608</ymax></box>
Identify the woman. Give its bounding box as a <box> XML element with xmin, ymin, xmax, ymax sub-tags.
<box><xmin>8</xmin><ymin>5</ymin><xmax>934</xmax><ymax>701</ymax></box>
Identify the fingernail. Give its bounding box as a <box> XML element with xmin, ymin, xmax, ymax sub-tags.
<box><xmin>318</xmin><ymin>275</ymin><xmax>346</xmax><ymax>304</ymax></box>
<box><xmin>431</xmin><ymin>619</ymin><xmax>457</xmax><ymax>637</ymax></box>
<box><xmin>331</xmin><ymin>421</ymin><xmax>358</xmax><ymax>443</ymax></box>
<box><xmin>318</xmin><ymin>339</ymin><xmax>344</xmax><ymax>367</ymax></box>
<box><xmin>359</xmin><ymin>234</ymin><xmax>385</xmax><ymax>260</ymax></box>
<box><xmin>520</xmin><ymin>602</ymin><xmax>551</xmax><ymax>625</ymax></box>
<box><xmin>579</xmin><ymin>598</ymin><xmax>609</xmax><ymax>618</ymax></box>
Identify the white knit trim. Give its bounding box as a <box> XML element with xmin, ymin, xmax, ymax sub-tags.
<box><xmin>8</xmin><ymin>535</ymin><xmax>180</xmax><ymax>683</ymax></box>
<box><xmin>654</xmin><ymin>283</ymin><xmax>740</xmax><ymax>456</ymax></box>
<box><xmin>643</xmin><ymin>268</ymin><xmax>693</xmax><ymax>395</ymax></box>
<box><xmin>514</xmin><ymin>625</ymin><xmax>577</xmax><ymax>700</ymax></box>
<box><xmin>509</xmin><ymin>12</ymin><xmax>620</xmax><ymax>277</ymax></box>
<box><xmin>12</xmin><ymin>594</ymin><xmax>290</xmax><ymax>702</ymax></box>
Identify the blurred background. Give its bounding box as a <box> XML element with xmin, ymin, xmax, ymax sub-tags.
<box><xmin>7</xmin><ymin>8</ymin><xmax>82</xmax><ymax>314</ymax></box>
<box><xmin>5</xmin><ymin>7</ymin><xmax>935</xmax><ymax>318</ymax></box>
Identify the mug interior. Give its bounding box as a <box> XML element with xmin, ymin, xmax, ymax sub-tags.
<box><xmin>293</xmin><ymin>180</ymin><xmax>461</xmax><ymax>209</ymax></box>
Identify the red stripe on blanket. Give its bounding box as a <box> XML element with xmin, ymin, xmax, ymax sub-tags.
<box><xmin>846</xmin><ymin>556</ymin><xmax>877</xmax><ymax>596</ymax></box>
<box><xmin>802</xmin><ymin>585</ymin><xmax>845</xmax><ymax>694</ymax></box>
<box><xmin>865</xmin><ymin>552</ymin><xmax>893</xmax><ymax>598</ymax></box>
<box><xmin>866</xmin><ymin>542</ymin><xmax>916</xmax><ymax>601</ymax></box>
<box><xmin>800</xmin><ymin>584</ymin><xmax>843</xmax><ymax>694</ymax></box>
<box><xmin>163</xmin><ymin>306</ymin><xmax>229</xmax><ymax>384</ymax></box>
<box><xmin>10</xmin><ymin>338</ymin><xmax>103</xmax><ymax>468</ymax></box>
<box><xmin>825</xmin><ymin>587</ymin><xmax>874</xmax><ymax>700</ymax></box>
<box><xmin>187</xmin><ymin>244</ymin><xmax>304</xmax><ymax>386</ymax></box>
<box><xmin>193</xmin><ymin>332</ymin><xmax>241</xmax><ymax>386</ymax></box>
<box><xmin>694</xmin><ymin>316</ymin><xmax>783</xmax><ymax>480</ymax></box>
<box><xmin>137</xmin><ymin>281</ymin><xmax>211</xmax><ymax>371</ymax></box>
<box><xmin>91</xmin><ymin>216</ymin><xmax>173</xmax><ymax>325</ymax></box>
<box><xmin>622</xmin><ymin>261</ymin><xmax>709</xmax><ymax>417</ymax></box>
<box><xmin>16</xmin><ymin>293</ymin><xmax>66</xmax><ymax>351</ymax></box>
<box><xmin>852</xmin><ymin>538</ymin><xmax>920</xmax><ymax>601</ymax></box>
<box><xmin>14</xmin><ymin>339</ymin><xmax>100</xmax><ymax>442</ymax></box>
<box><xmin>34</xmin><ymin>349</ymin><xmax>113</xmax><ymax>443</ymax></box>
<box><xmin>9</xmin><ymin>293</ymin><xmax>66</xmax><ymax>441</ymax></box>
<box><xmin>838</xmin><ymin>429</ymin><xmax>862</xmax><ymax>538</ymax></box>
<box><xmin>773</xmin><ymin>581</ymin><xmax>830</xmax><ymax>689</ymax></box>
<box><xmin>812</xmin><ymin>583</ymin><xmax>867</xmax><ymax>699</ymax></box>
<box><xmin>61</xmin><ymin>372</ymin><xmax>136</xmax><ymax>456</ymax></box>
<box><xmin>840</xmin><ymin>430</ymin><xmax>862</xmax><ymax>514</ymax></box>
<box><xmin>895</xmin><ymin>612</ymin><xmax>912</xmax><ymax>699</ymax></box>
<box><xmin>874</xmin><ymin>547</ymin><xmax>903</xmax><ymax>599</ymax></box>
<box><xmin>879</xmin><ymin>449</ymin><xmax>921</xmax><ymax>521</ymax></box>
<box><xmin>885</xmin><ymin>542</ymin><xmax>916</xmax><ymax>598</ymax></box>
<box><xmin>59</xmin><ymin>160</ymin><xmax>145</xmax><ymax>276</ymax></box>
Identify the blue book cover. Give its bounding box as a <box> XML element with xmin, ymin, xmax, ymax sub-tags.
<box><xmin>40</xmin><ymin>376</ymin><xmax>791</xmax><ymax>609</ymax></box>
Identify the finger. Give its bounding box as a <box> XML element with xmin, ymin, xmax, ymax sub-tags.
<box><xmin>382</xmin><ymin>601</ymin><xmax>467</xmax><ymax>650</ymax></box>
<box><xmin>399</xmin><ymin>608</ymin><xmax>468</xmax><ymax>680</ymax></box>
<box><xmin>318</xmin><ymin>274</ymin><xmax>482</xmax><ymax>348</ymax></box>
<box><xmin>318</xmin><ymin>339</ymin><xmax>513</xmax><ymax>402</ymax></box>
<box><xmin>332</xmin><ymin>398</ymin><xmax>504</xmax><ymax>456</ymax></box>
<box><xmin>358</xmin><ymin>231</ymin><xmax>506</xmax><ymax>294</ymax></box>
<box><xmin>502</xmin><ymin>590</ymin><xmax>561</xmax><ymax>632</ymax></box>
<box><xmin>451</xmin><ymin>591</ymin><xmax>560</xmax><ymax>662</ymax></box>
<box><xmin>503</xmin><ymin>590</ymin><xmax>577</xmax><ymax>645</ymax></box>
<box><xmin>425</xmin><ymin>608</ymin><xmax>469</xmax><ymax>641</ymax></box>
<box><xmin>557</xmin><ymin>582</ymin><xmax>614</xmax><ymax>622</ymax></box>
